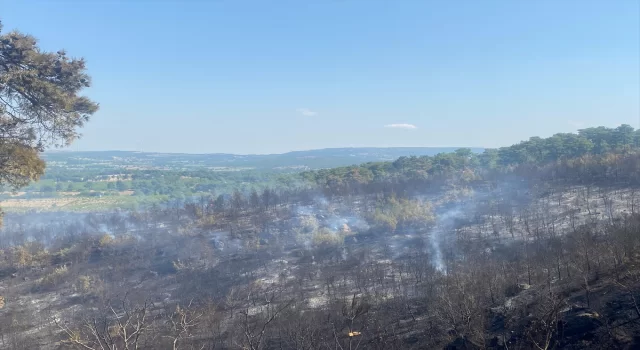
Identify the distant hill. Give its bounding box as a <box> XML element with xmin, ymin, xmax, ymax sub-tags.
<box><xmin>43</xmin><ymin>147</ymin><xmax>484</xmax><ymax>171</ymax></box>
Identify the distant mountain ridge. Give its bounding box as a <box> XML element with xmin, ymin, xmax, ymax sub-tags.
<box><xmin>43</xmin><ymin>147</ymin><xmax>484</xmax><ymax>171</ymax></box>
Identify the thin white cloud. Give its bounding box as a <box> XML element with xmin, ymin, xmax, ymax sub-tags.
<box><xmin>385</xmin><ymin>123</ymin><xmax>417</xmax><ymax>130</ymax></box>
<box><xmin>297</xmin><ymin>108</ymin><xmax>317</xmax><ymax>117</ymax></box>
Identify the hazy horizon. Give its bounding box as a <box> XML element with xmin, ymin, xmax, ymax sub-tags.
<box><xmin>45</xmin><ymin>145</ymin><xmax>485</xmax><ymax>157</ymax></box>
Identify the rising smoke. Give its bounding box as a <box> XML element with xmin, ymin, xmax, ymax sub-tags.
<box><xmin>428</xmin><ymin>206</ymin><xmax>463</xmax><ymax>272</ymax></box>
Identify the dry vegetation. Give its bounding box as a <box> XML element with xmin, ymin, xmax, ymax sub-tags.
<box><xmin>0</xmin><ymin>193</ymin><xmax>137</xmax><ymax>212</ymax></box>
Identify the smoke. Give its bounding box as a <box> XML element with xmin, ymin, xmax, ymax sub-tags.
<box><xmin>294</xmin><ymin>195</ymin><xmax>368</xmax><ymax>233</ymax></box>
<box><xmin>429</xmin><ymin>206</ymin><xmax>463</xmax><ymax>272</ymax></box>
<box><xmin>291</xmin><ymin>198</ymin><xmax>369</xmax><ymax>253</ymax></box>
<box><xmin>0</xmin><ymin>211</ymin><xmax>99</xmax><ymax>247</ymax></box>
<box><xmin>0</xmin><ymin>176</ymin><xmax>534</xmax><ymax>277</ymax></box>
<box><xmin>323</xmin><ymin>214</ymin><xmax>369</xmax><ymax>232</ymax></box>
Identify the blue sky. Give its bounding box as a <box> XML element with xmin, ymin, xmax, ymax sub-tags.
<box><xmin>2</xmin><ymin>1</ymin><xmax>638</xmax><ymax>154</ymax></box>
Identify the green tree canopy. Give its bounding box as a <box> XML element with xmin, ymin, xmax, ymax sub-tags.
<box><xmin>0</xmin><ymin>21</ymin><xmax>97</xmax><ymax>218</ymax></box>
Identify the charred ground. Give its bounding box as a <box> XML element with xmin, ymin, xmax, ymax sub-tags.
<box><xmin>2</xmin><ymin>127</ymin><xmax>640</xmax><ymax>349</ymax></box>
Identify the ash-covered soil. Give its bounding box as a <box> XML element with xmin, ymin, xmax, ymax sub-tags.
<box><xmin>1</xmin><ymin>182</ymin><xmax>640</xmax><ymax>349</ymax></box>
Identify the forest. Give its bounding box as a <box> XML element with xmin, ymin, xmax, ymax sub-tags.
<box><xmin>1</xmin><ymin>125</ymin><xmax>640</xmax><ymax>349</ymax></box>
<box><xmin>5</xmin><ymin>125</ymin><xmax>638</xmax><ymax>214</ymax></box>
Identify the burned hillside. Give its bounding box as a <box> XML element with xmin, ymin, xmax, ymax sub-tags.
<box><xmin>3</xmin><ymin>130</ymin><xmax>640</xmax><ymax>348</ymax></box>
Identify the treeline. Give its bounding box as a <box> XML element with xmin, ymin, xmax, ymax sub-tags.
<box><xmin>302</xmin><ymin>124</ymin><xmax>640</xmax><ymax>195</ymax></box>
<box><xmin>14</xmin><ymin>125</ymin><xmax>640</xmax><ymax>206</ymax></box>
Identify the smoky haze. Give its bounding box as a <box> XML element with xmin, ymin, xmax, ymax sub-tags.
<box><xmin>2</xmin><ymin>143</ymin><xmax>640</xmax><ymax>349</ymax></box>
